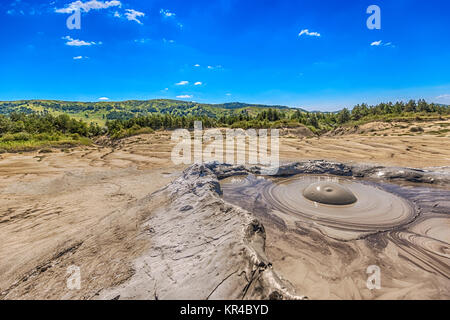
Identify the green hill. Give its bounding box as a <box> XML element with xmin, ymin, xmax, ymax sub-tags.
<box><xmin>0</xmin><ymin>99</ymin><xmax>302</xmax><ymax>126</ymax></box>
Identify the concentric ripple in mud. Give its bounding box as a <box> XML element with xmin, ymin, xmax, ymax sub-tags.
<box><xmin>222</xmin><ymin>175</ymin><xmax>417</xmax><ymax>240</ymax></box>
<box><xmin>268</xmin><ymin>176</ymin><xmax>415</xmax><ymax>233</ymax></box>
<box><xmin>220</xmin><ymin>164</ymin><xmax>450</xmax><ymax>298</ymax></box>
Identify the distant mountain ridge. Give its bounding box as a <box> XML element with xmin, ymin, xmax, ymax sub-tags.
<box><xmin>218</xmin><ymin>102</ymin><xmax>292</xmax><ymax>110</ymax></box>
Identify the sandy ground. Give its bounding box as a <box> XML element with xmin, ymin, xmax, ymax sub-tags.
<box><xmin>0</xmin><ymin>134</ymin><xmax>185</xmax><ymax>299</ymax></box>
<box><xmin>280</xmin><ymin>119</ymin><xmax>450</xmax><ymax>168</ymax></box>
<box><xmin>0</xmin><ymin>125</ymin><xmax>449</xmax><ymax>299</ymax></box>
<box><xmin>280</xmin><ymin>135</ymin><xmax>450</xmax><ymax>168</ymax></box>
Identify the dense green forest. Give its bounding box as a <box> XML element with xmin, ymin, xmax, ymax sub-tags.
<box><xmin>0</xmin><ymin>99</ymin><xmax>448</xmax><ymax>152</ymax></box>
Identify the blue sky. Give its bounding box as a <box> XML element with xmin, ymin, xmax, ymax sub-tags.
<box><xmin>0</xmin><ymin>0</ymin><xmax>449</xmax><ymax>111</ymax></box>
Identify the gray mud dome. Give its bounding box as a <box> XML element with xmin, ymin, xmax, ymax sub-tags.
<box><xmin>100</xmin><ymin>160</ymin><xmax>450</xmax><ymax>300</ymax></box>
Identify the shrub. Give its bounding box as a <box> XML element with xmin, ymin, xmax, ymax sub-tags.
<box><xmin>13</xmin><ymin>132</ymin><xmax>32</xmax><ymax>141</ymax></box>
<box><xmin>35</xmin><ymin>132</ymin><xmax>60</xmax><ymax>141</ymax></box>
<box><xmin>1</xmin><ymin>133</ymin><xmax>15</xmax><ymax>141</ymax></box>
<box><xmin>111</xmin><ymin>126</ymin><xmax>154</xmax><ymax>140</ymax></box>
<box><xmin>1</xmin><ymin>132</ymin><xmax>32</xmax><ymax>141</ymax></box>
<box><xmin>410</xmin><ymin>126</ymin><xmax>424</xmax><ymax>133</ymax></box>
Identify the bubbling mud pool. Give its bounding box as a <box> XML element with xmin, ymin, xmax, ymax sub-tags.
<box><xmin>221</xmin><ymin>175</ymin><xmax>417</xmax><ymax>240</ymax></box>
<box><xmin>221</xmin><ymin>173</ymin><xmax>450</xmax><ymax>299</ymax></box>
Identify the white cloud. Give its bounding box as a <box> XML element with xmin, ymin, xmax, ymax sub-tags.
<box><xmin>176</xmin><ymin>95</ymin><xmax>193</xmax><ymax>99</ymax></box>
<box><xmin>207</xmin><ymin>65</ymin><xmax>222</xmax><ymax>70</ymax></box>
<box><xmin>163</xmin><ymin>38</ymin><xmax>175</xmax><ymax>43</ymax></box>
<box><xmin>436</xmin><ymin>94</ymin><xmax>450</xmax><ymax>100</ymax></box>
<box><xmin>63</xmin><ymin>36</ymin><xmax>98</xmax><ymax>46</ymax></box>
<box><xmin>298</xmin><ymin>29</ymin><xmax>321</xmax><ymax>37</ymax></box>
<box><xmin>194</xmin><ymin>64</ymin><xmax>200</xmax><ymax>67</ymax></box>
<box><xmin>226</xmin><ymin>93</ymin><xmax>232</xmax><ymax>96</ymax></box>
<box><xmin>160</xmin><ymin>9</ymin><xmax>175</xmax><ymax>17</ymax></box>
<box><xmin>176</xmin><ymin>81</ymin><xmax>189</xmax><ymax>86</ymax></box>
<box><xmin>194</xmin><ymin>82</ymin><xmax>202</xmax><ymax>86</ymax></box>
<box><xmin>134</xmin><ymin>38</ymin><xmax>150</xmax><ymax>44</ymax></box>
<box><xmin>73</xmin><ymin>56</ymin><xmax>86</xmax><ymax>60</ymax></box>
<box><xmin>125</xmin><ymin>9</ymin><xmax>144</xmax><ymax>24</ymax></box>
<box><xmin>159</xmin><ymin>8</ymin><xmax>183</xmax><ymax>29</ymax></box>
<box><xmin>371</xmin><ymin>40</ymin><xmax>395</xmax><ymax>47</ymax></box>
<box><xmin>55</xmin><ymin>0</ymin><xmax>122</xmax><ymax>14</ymax></box>
<box><xmin>98</xmin><ymin>97</ymin><xmax>109</xmax><ymax>100</ymax></box>
<box><xmin>57</xmin><ymin>1</ymin><xmax>146</xmax><ymax>27</ymax></box>
<box><xmin>6</xmin><ymin>1</ymin><xmax>45</xmax><ymax>16</ymax></box>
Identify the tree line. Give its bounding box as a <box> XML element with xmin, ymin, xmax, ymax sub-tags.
<box><xmin>0</xmin><ymin>113</ymin><xmax>102</xmax><ymax>137</ymax></box>
<box><xmin>290</xmin><ymin>99</ymin><xmax>449</xmax><ymax>131</ymax></box>
<box><xmin>0</xmin><ymin>100</ymin><xmax>448</xmax><ymax>141</ymax></box>
<box><xmin>108</xmin><ymin>99</ymin><xmax>449</xmax><ymax>136</ymax></box>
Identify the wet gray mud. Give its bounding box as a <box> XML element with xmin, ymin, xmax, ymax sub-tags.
<box><xmin>100</xmin><ymin>161</ymin><xmax>449</xmax><ymax>300</ymax></box>
<box><xmin>220</xmin><ymin>161</ymin><xmax>450</xmax><ymax>299</ymax></box>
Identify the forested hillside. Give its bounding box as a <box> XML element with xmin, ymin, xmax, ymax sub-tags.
<box><xmin>0</xmin><ymin>99</ymin><xmax>296</xmax><ymax>125</ymax></box>
<box><xmin>0</xmin><ymin>99</ymin><xmax>448</xmax><ymax>152</ymax></box>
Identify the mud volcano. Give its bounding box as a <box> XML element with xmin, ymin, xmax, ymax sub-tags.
<box><xmin>98</xmin><ymin>161</ymin><xmax>449</xmax><ymax>300</ymax></box>
<box><xmin>218</xmin><ymin>161</ymin><xmax>450</xmax><ymax>299</ymax></box>
<box><xmin>249</xmin><ymin>175</ymin><xmax>417</xmax><ymax>240</ymax></box>
<box><xmin>303</xmin><ymin>181</ymin><xmax>357</xmax><ymax>205</ymax></box>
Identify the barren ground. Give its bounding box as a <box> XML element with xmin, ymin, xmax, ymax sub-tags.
<box><xmin>0</xmin><ymin>122</ymin><xmax>449</xmax><ymax>299</ymax></box>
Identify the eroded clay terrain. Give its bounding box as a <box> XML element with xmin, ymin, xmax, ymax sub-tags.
<box><xmin>0</xmin><ymin>130</ymin><xmax>449</xmax><ymax>299</ymax></box>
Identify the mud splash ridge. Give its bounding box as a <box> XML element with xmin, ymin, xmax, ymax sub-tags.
<box><xmin>100</xmin><ymin>160</ymin><xmax>450</xmax><ymax>300</ymax></box>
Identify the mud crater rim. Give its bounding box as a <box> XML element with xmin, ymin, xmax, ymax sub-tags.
<box><xmin>220</xmin><ymin>172</ymin><xmax>425</xmax><ymax>239</ymax></box>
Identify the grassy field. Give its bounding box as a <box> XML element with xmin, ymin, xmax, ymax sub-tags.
<box><xmin>0</xmin><ymin>132</ymin><xmax>92</xmax><ymax>153</ymax></box>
